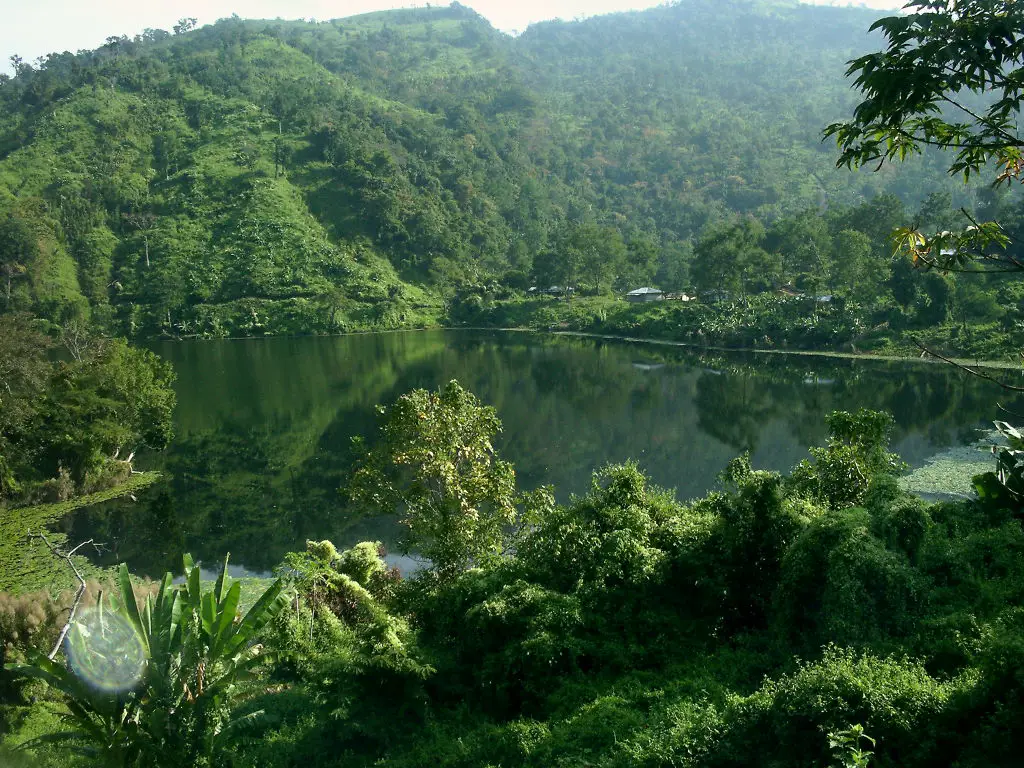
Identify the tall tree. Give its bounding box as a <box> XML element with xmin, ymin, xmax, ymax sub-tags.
<box><xmin>693</xmin><ymin>217</ymin><xmax>774</xmax><ymax>298</ymax></box>
<box><xmin>766</xmin><ymin>211</ymin><xmax>832</xmax><ymax>286</ymax></box>
<box><xmin>830</xmin><ymin>229</ymin><xmax>874</xmax><ymax>301</ymax></box>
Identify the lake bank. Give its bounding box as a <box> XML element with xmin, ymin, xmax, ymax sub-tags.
<box><xmin>448</xmin><ymin>294</ymin><xmax>1022</xmax><ymax>367</ymax></box>
<box><xmin>0</xmin><ymin>473</ymin><xmax>162</xmax><ymax>594</ymax></box>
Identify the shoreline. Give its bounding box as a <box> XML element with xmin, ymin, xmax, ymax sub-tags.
<box><xmin>147</xmin><ymin>323</ymin><xmax>1022</xmax><ymax>370</ymax></box>
<box><xmin>543</xmin><ymin>329</ymin><xmax>1024</xmax><ymax>370</ymax></box>
<box><xmin>0</xmin><ymin>472</ymin><xmax>163</xmax><ymax>594</ymax></box>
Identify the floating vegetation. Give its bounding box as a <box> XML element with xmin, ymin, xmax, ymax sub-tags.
<box><xmin>0</xmin><ymin>473</ymin><xmax>162</xmax><ymax>594</ymax></box>
<box><xmin>899</xmin><ymin>437</ymin><xmax>996</xmax><ymax>499</ymax></box>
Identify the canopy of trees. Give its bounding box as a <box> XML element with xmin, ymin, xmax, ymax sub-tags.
<box><xmin>0</xmin><ymin>0</ymin><xmax>1002</xmax><ymax>339</ymax></box>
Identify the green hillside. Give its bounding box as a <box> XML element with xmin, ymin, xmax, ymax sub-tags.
<box><xmin>0</xmin><ymin>0</ymin><xmax>1009</xmax><ymax>339</ymax></box>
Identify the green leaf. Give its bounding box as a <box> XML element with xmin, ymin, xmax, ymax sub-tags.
<box><xmin>211</xmin><ymin>580</ymin><xmax>241</xmax><ymax>656</ymax></box>
<box><xmin>214</xmin><ymin>553</ymin><xmax>230</xmax><ymax>604</ymax></box>
<box><xmin>117</xmin><ymin>563</ymin><xmax>148</xmax><ymax>655</ymax></box>
<box><xmin>225</xmin><ymin>578</ymin><xmax>286</xmax><ymax>655</ymax></box>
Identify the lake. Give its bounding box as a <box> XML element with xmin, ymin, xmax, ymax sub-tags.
<box><xmin>54</xmin><ymin>330</ymin><xmax>1019</xmax><ymax>578</ymax></box>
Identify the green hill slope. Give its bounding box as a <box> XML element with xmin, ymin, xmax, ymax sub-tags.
<box><xmin>0</xmin><ymin>0</ymin><xmax>995</xmax><ymax>337</ymax></box>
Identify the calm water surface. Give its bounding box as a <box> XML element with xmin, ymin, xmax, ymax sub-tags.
<box><xmin>56</xmin><ymin>331</ymin><xmax>1020</xmax><ymax>577</ymax></box>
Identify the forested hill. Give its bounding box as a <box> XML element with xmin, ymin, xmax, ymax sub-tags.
<box><xmin>0</xmin><ymin>0</ymin><xmax>985</xmax><ymax>337</ymax></box>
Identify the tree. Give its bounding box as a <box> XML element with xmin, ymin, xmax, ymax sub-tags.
<box><xmin>535</xmin><ymin>221</ymin><xmax>627</xmax><ymax>296</ymax></box>
<box><xmin>123</xmin><ymin>211</ymin><xmax>158</xmax><ymax>269</ymax></box>
<box><xmin>766</xmin><ymin>211</ymin><xmax>833</xmax><ymax>287</ymax></box>
<box><xmin>824</xmin><ymin>0</ymin><xmax>1024</xmax><ymax>272</ymax></box>
<box><xmin>153</xmin><ymin>131</ymin><xmax>184</xmax><ymax>181</ymax></box>
<box><xmin>0</xmin><ymin>213</ymin><xmax>38</xmax><ymax>304</ymax></box>
<box><xmin>349</xmin><ymin>380</ymin><xmax>522</xmax><ymax>580</ymax></box>
<box><xmin>35</xmin><ymin>337</ymin><xmax>176</xmax><ymax>486</ymax></box>
<box><xmin>830</xmin><ymin>229</ymin><xmax>874</xmax><ymax>300</ymax></box>
<box><xmin>173</xmin><ymin>17</ymin><xmax>197</xmax><ymax>35</ymax></box>
<box><xmin>693</xmin><ymin>217</ymin><xmax>775</xmax><ymax>298</ymax></box>
<box><xmin>0</xmin><ymin>315</ymin><xmax>51</xmax><ymax>498</ymax></box>
<box><xmin>622</xmin><ymin>231</ymin><xmax>660</xmax><ymax>289</ymax></box>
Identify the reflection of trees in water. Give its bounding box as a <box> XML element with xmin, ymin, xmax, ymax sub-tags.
<box><xmin>60</xmin><ymin>488</ymin><xmax>186</xmax><ymax>580</ymax></box>
<box><xmin>62</xmin><ymin>333</ymin><xmax>1024</xmax><ymax>576</ymax></box>
<box><xmin>695</xmin><ymin>373</ymin><xmax>777</xmax><ymax>454</ymax></box>
<box><xmin>692</xmin><ymin>352</ymin><xmax>1012</xmax><ymax>463</ymax></box>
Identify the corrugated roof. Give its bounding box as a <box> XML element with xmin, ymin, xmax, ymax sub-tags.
<box><xmin>626</xmin><ymin>287</ymin><xmax>663</xmax><ymax>295</ymax></box>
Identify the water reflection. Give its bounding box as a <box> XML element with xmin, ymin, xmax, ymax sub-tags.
<box><xmin>58</xmin><ymin>331</ymin><xmax>1018</xmax><ymax>578</ymax></box>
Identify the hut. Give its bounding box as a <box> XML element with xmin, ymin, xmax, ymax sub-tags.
<box><xmin>626</xmin><ymin>287</ymin><xmax>665</xmax><ymax>303</ymax></box>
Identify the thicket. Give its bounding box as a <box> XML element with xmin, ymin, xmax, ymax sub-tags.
<box><xmin>4</xmin><ymin>383</ymin><xmax>1024</xmax><ymax>767</ymax></box>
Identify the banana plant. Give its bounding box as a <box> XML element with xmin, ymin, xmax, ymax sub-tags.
<box><xmin>974</xmin><ymin>420</ymin><xmax>1024</xmax><ymax>512</ymax></box>
<box><xmin>6</xmin><ymin>553</ymin><xmax>289</xmax><ymax>767</ymax></box>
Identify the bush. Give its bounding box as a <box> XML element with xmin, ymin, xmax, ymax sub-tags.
<box><xmin>516</xmin><ymin>462</ymin><xmax>675</xmax><ymax>596</ymax></box>
<box><xmin>717</xmin><ymin>646</ymin><xmax>952</xmax><ymax>767</ymax></box>
<box><xmin>773</xmin><ymin>508</ymin><xmax>928</xmax><ymax>650</ymax></box>
<box><xmin>945</xmin><ymin>608</ymin><xmax>1024</xmax><ymax>767</ymax></box>
<box><xmin>460</xmin><ymin>579</ymin><xmax>584</xmax><ymax>711</ymax></box>
<box><xmin>703</xmin><ymin>456</ymin><xmax>814</xmax><ymax>631</ymax></box>
<box><xmin>789</xmin><ymin>410</ymin><xmax>904</xmax><ymax>509</ymax></box>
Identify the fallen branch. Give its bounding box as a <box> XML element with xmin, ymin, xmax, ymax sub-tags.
<box><xmin>28</xmin><ymin>532</ymin><xmax>98</xmax><ymax>660</ymax></box>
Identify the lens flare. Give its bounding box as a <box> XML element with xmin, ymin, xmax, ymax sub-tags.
<box><xmin>65</xmin><ymin>608</ymin><xmax>147</xmax><ymax>693</ymax></box>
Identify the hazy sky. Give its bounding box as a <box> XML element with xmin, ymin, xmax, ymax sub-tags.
<box><xmin>2</xmin><ymin>0</ymin><xmax>905</xmax><ymax>75</ymax></box>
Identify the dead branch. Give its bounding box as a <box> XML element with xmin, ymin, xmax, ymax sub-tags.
<box><xmin>28</xmin><ymin>532</ymin><xmax>98</xmax><ymax>660</ymax></box>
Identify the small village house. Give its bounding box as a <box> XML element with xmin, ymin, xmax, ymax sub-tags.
<box><xmin>626</xmin><ymin>287</ymin><xmax>665</xmax><ymax>303</ymax></box>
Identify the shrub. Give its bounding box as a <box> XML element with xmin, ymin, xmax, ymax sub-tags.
<box><xmin>717</xmin><ymin>647</ymin><xmax>952</xmax><ymax>767</ymax></box>
<box><xmin>705</xmin><ymin>456</ymin><xmax>814</xmax><ymax>632</ymax></box>
<box><xmin>516</xmin><ymin>462</ymin><xmax>675</xmax><ymax>596</ymax></box>
<box><xmin>946</xmin><ymin>608</ymin><xmax>1024</xmax><ymax>767</ymax></box>
<box><xmin>773</xmin><ymin>509</ymin><xmax>928</xmax><ymax>649</ymax></box>
<box><xmin>459</xmin><ymin>579</ymin><xmax>584</xmax><ymax>711</ymax></box>
<box><xmin>789</xmin><ymin>410</ymin><xmax>904</xmax><ymax>509</ymax></box>
<box><xmin>273</xmin><ymin>540</ymin><xmax>433</xmax><ymax>742</ymax></box>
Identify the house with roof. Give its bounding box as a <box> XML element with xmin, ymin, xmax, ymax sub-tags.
<box><xmin>625</xmin><ymin>287</ymin><xmax>665</xmax><ymax>303</ymax></box>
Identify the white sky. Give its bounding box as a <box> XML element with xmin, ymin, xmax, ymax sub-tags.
<box><xmin>2</xmin><ymin>0</ymin><xmax>905</xmax><ymax>75</ymax></box>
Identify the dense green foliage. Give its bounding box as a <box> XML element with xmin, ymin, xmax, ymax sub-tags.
<box><xmin>6</xmin><ymin>382</ymin><xmax>1024</xmax><ymax>766</ymax></box>
<box><xmin>1</xmin><ymin>0</ymin><xmax>1016</xmax><ymax>352</ymax></box>
<box><xmin>350</xmin><ymin>380</ymin><xmax>532</xmax><ymax>580</ymax></box>
<box><xmin>0</xmin><ymin>315</ymin><xmax>175</xmax><ymax>505</ymax></box>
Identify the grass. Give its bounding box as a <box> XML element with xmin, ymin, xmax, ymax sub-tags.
<box><xmin>0</xmin><ymin>473</ymin><xmax>162</xmax><ymax>595</ymax></box>
<box><xmin>0</xmin><ymin>693</ymin><xmax>81</xmax><ymax>767</ymax></box>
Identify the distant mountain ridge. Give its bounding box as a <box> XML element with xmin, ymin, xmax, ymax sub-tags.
<box><xmin>0</xmin><ymin>0</ymin><xmax>976</xmax><ymax>337</ymax></box>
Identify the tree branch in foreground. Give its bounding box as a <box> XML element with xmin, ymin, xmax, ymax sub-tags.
<box><xmin>913</xmin><ymin>341</ymin><xmax>1024</xmax><ymax>393</ymax></box>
